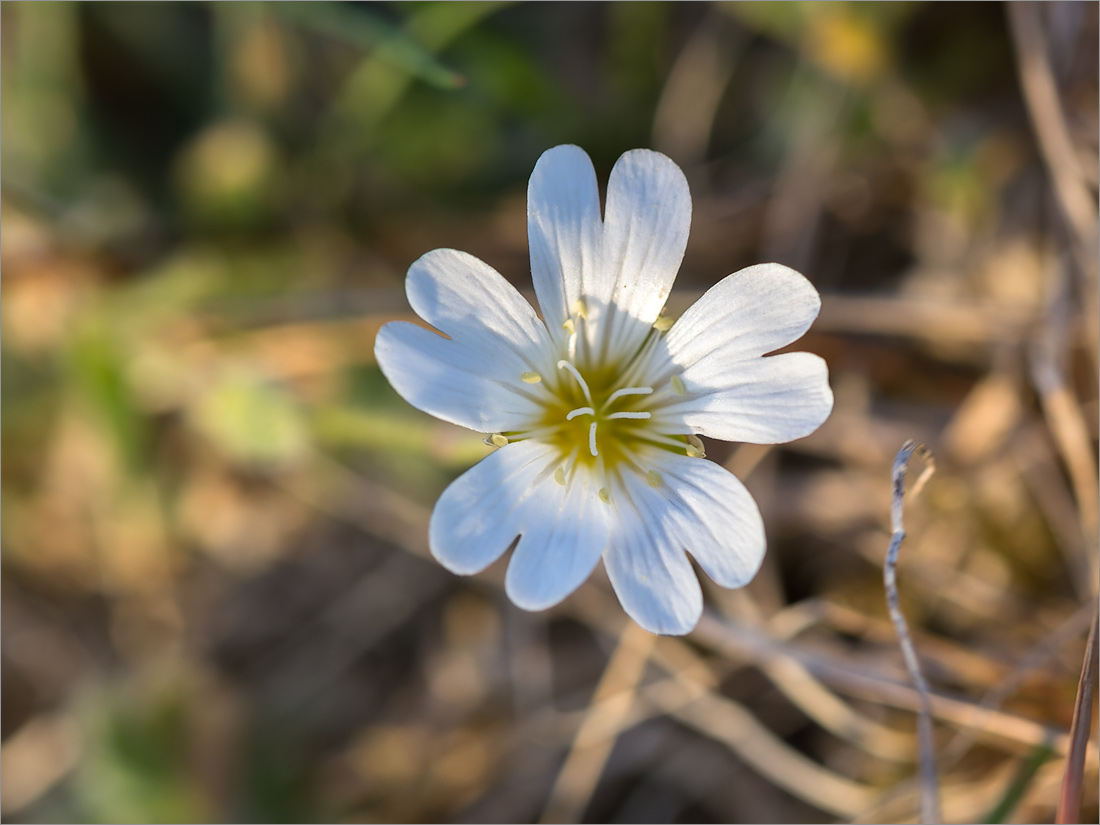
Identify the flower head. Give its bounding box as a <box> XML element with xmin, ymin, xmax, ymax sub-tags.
<box><xmin>375</xmin><ymin>145</ymin><xmax>833</xmax><ymax>634</ymax></box>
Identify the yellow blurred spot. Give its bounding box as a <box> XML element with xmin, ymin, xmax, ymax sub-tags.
<box><xmin>807</xmin><ymin>12</ymin><xmax>885</xmax><ymax>86</ymax></box>
<box><xmin>174</xmin><ymin>119</ymin><xmax>279</xmax><ymax>221</ymax></box>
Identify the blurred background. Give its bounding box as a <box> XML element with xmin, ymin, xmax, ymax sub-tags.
<box><xmin>2</xmin><ymin>2</ymin><xmax>1097</xmax><ymax>822</ymax></box>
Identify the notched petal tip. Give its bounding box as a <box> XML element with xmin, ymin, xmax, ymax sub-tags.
<box><xmin>749</xmin><ymin>260</ymin><xmax>822</xmax><ymax>314</ymax></box>
<box><xmin>615</xmin><ymin>146</ymin><xmax>688</xmax><ymax>181</ymax></box>
<box><xmin>428</xmin><ymin>442</ymin><xmax>558</xmax><ymax>576</ymax></box>
<box><xmin>533</xmin><ymin>143</ymin><xmax>591</xmax><ymax>169</ymax></box>
<box><xmin>503</xmin><ymin>541</ymin><xmax>603</xmax><ymax>612</ymax></box>
<box><xmin>372</xmin><ymin>320</ymin><xmax>419</xmax><ymax>385</ymax></box>
<box><xmin>666</xmin><ymin>261</ymin><xmax>825</xmax><ymax>372</ymax></box>
<box><xmin>632</xmin><ymin>595</ymin><xmax>703</xmax><ymax>636</ymax></box>
<box><xmin>528</xmin><ymin>146</ymin><xmax>599</xmax><ymax>216</ymax></box>
<box><xmin>604</xmin><ymin>544</ymin><xmax>704</xmax><ymax>636</ymax></box>
<box><xmin>760</xmin><ymin>351</ymin><xmax>834</xmax><ymax>444</ymax></box>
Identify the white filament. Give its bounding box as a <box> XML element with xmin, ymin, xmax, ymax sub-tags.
<box><xmin>557</xmin><ymin>360</ymin><xmax>593</xmax><ymax>406</ymax></box>
<box><xmin>606</xmin><ymin>386</ymin><xmax>653</xmax><ymax>404</ymax></box>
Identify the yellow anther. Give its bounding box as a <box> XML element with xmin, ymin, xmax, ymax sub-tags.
<box><xmin>562</xmin><ymin>318</ymin><xmax>576</xmax><ymax>334</ymax></box>
<box><xmin>520</xmin><ymin>371</ymin><xmax>542</xmax><ymax>384</ymax></box>
<box><xmin>490</xmin><ymin>433</ymin><xmax>509</xmax><ymax>448</ymax></box>
<box><xmin>554</xmin><ymin>467</ymin><xmax>567</xmax><ymax>486</ymax></box>
<box><xmin>598</xmin><ymin>487</ymin><xmax>611</xmax><ymax>504</ymax></box>
<box><xmin>653</xmin><ymin>315</ymin><xmax>674</xmax><ymax>332</ymax></box>
<box><xmin>670</xmin><ymin>374</ymin><xmax>686</xmax><ymax>396</ymax></box>
<box><xmin>646</xmin><ymin>470</ymin><xmax>663</xmax><ymax>488</ymax></box>
<box><xmin>686</xmin><ymin>435</ymin><xmax>706</xmax><ymax>458</ymax></box>
<box><xmin>572</xmin><ymin>299</ymin><xmax>588</xmax><ymax>319</ymax></box>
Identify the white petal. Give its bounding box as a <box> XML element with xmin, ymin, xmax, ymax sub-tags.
<box><xmin>406</xmin><ymin>248</ymin><xmax>554</xmax><ymax>372</ymax></box>
<box><xmin>375</xmin><ymin>248</ymin><xmax>555</xmax><ymax>433</ymax></box>
<box><xmin>603</xmin><ymin>468</ymin><xmax>703</xmax><ymax>635</ymax></box>
<box><xmin>654</xmin><ymin>352</ymin><xmax>833</xmax><ymax>444</ymax></box>
<box><xmin>375</xmin><ymin>321</ymin><xmax>542</xmax><ymax>433</ymax></box>
<box><xmin>527</xmin><ymin>145</ymin><xmax>601</xmax><ymax>338</ymax></box>
<box><xmin>429</xmin><ymin>440</ymin><xmax>559</xmax><ymax>575</ymax></box>
<box><xmin>505</xmin><ymin>461</ymin><xmax>611</xmax><ymax>610</ymax></box>
<box><xmin>596</xmin><ymin>150</ymin><xmax>692</xmax><ymax>360</ymax></box>
<box><xmin>664</xmin><ymin>263</ymin><xmax>821</xmax><ymax>365</ymax></box>
<box><xmin>652</xmin><ymin>452</ymin><xmax>766</xmax><ymax>589</ymax></box>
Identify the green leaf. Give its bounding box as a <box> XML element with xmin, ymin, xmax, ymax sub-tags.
<box><xmin>984</xmin><ymin>743</ymin><xmax>1053</xmax><ymax>824</ymax></box>
<box><xmin>271</xmin><ymin>1</ymin><xmax>465</xmax><ymax>89</ymax></box>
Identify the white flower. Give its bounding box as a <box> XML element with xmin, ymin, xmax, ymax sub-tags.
<box><xmin>375</xmin><ymin>145</ymin><xmax>832</xmax><ymax>635</ymax></box>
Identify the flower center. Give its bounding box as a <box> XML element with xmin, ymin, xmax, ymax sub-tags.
<box><xmin>556</xmin><ymin>360</ymin><xmax>652</xmax><ymax>458</ymax></box>
<box><xmin>483</xmin><ymin>315</ymin><xmax>705</xmax><ymax>502</ymax></box>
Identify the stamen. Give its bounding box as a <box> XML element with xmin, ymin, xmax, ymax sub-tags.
<box><xmin>670</xmin><ymin>374</ymin><xmax>686</xmax><ymax>396</ymax></box>
<box><xmin>572</xmin><ymin>299</ymin><xmax>588</xmax><ymax>319</ymax></box>
<box><xmin>520</xmin><ymin>371</ymin><xmax>542</xmax><ymax>384</ymax></box>
<box><xmin>598</xmin><ymin>487</ymin><xmax>611</xmax><ymax>504</ymax></box>
<box><xmin>646</xmin><ymin>470</ymin><xmax>663</xmax><ymax>487</ymax></box>
<box><xmin>606</xmin><ymin>386</ymin><xmax>653</xmax><ymax>405</ymax></box>
<box><xmin>588</xmin><ymin>422</ymin><xmax>598</xmax><ymax>457</ymax></box>
<box><xmin>503</xmin><ymin>424</ymin><xmax>560</xmax><ymax>444</ymax></box>
<box><xmin>633</xmin><ymin>431</ymin><xmax>703</xmax><ymax>452</ymax></box>
<box><xmin>566</xmin><ymin>406</ymin><xmax>596</xmax><ymax>420</ymax></box>
<box><xmin>554</xmin><ymin>467</ymin><xmax>567</xmax><ymax>486</ymax></box>
<box><xmin>652</xmin><ymin>316</ymin><xmax>674</xmax><ymax>332</ymax></box>
<box><xmin>607</xmin><ymin>411</ymin><xmax>651</xmax><ymax>420</ymax></box>
<box><xmin>489</xmin><ymin>433</ymin><xmax>509</xmax><ymax>448</ymax></box>
<box><xmin>686</xmin><ymin>435</ymin><xmax>706</xmax><ymax>458</ymax></box>
<box><xmin>557</xmin><ymin>360</ymin><xmax>594</xmax><ymax>406</ymax></box>
<box><xmin>562</xmin><ymin>318</ymin><xmax>576</xmax><ymax>334</ymax></box>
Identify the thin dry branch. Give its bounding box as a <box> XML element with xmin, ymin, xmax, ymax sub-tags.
<box><xmin>539</xmin><ymin>622</ymin><xmax>656</xmax><ymax>824</ymax></box>
<box><xmin>940</xmin><ymin>599</ymin><xmax>1099</xmax><ymax>772</ymax></box>
<box><xmin>1007</xmin><ymin>2</ymin><xmax>1100</xmax><ymax>283</ymax></box>
<box><xmin>885</xmin><ymin>440</ymin><xmax>940</xmax><ymax>824</ymax></box>
<box><xmin>1057</xmin><ymin>610</ymin><xmax>1099</xmax><ymax>824</ymax></box>
<box><xmin>647</xmin><ymin>679</ymin><xmax>880</xmax><ymax>819</ymax></box>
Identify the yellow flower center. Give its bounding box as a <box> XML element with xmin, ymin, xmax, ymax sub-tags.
<box><xmin>485</xmin><ymin>309</ymin><xmax>703</xmax><ymax>502</ymax></box>
<box><xmin>540</xmin><ymin>359</ymin><xmax>654</xmax><ymax>468</ymax></box>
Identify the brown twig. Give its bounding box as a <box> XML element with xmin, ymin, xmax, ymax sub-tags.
<box><xmin>1007</xmin><ymin>2</ymin><xmax>1099</xmax><ymax>283</ymax></box>
<box><xmin>693</xmin><ymin>610</ymin><xmax>1087</xmax><ymax>759</ymax></box>
<box><xmin>540</xmin><ymin>622</ymin><xmax>656</xmax><ymax>824</ymax></box>
<box><xmin>939</xmin><ymin>599</ymin><xmax>1098</xmax><ymax>772</ymax></box>
<box><xmin>1057</xmin><ymin>609</ymin><xmax>1099</xmax><ymax>824</ymax></box>
<box><xmin>885</xmin><ymin>440</ymin><xmax>940</xmax><ymax>824</ymax></box>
